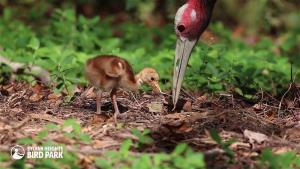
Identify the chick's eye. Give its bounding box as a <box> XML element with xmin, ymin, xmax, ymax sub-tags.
<box><xmin>177</xmin><ymin>25</ymin><xmax>185</xmax><ymax>33</ymax></box>
<box><xmin>151</xmin><ymin>77</ymin><xmax>155</xmax><ymax>81</ymax></box>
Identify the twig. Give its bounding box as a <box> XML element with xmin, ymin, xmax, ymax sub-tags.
<box><xmin>0</xmin><ymin>55</ymin><xmax>50</xmax><ymax>85</ymax></box>
<box><xmin>278</xmin><ymin>82</ymin><xmax>293</xmax><ymax>115</ymax></box>
<box><xmin>13</xmin><ymin>117</ymin><xmax>31</xmax><ymax>129</ymax></box>
<box><xmin>181</xmin><ymin>89</ymin><xmax>197</xmax><ymax>101</ymax></box>
<box><xmin>30</xmin><ymin>113</ymin><xmax>64</xmax><ymax>124</ymax></box>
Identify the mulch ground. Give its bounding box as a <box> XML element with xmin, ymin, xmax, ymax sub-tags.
<box><xmin>0</xmin><ymin>82</ymin><xmax>300</xmax><ymax>168</ymax></box>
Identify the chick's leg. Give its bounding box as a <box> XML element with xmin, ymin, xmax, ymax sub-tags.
<box><xmin>110</xmin><ymin>88</ymin><xmax>120</xmax><ymax>124</ymax></box>
<box><xmin>96</xmin><ymin>89</ymin><xmax>102</xmax><ymax>114</ymax></box>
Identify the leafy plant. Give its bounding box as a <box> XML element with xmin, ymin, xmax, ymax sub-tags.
<box><xmin>209</xmin><ymin>129</ymin><xmax>235</xmax><ymax>161</ymax></box>
<box><xmin>259</xmin><ymin>149</ymin><xmax>300</xmax><ymax>169</ymax></box>
<box><xmin>95</xmin><ymin>142</ymin><xmax>206</xmax><ymax>169</ymax></box>
<box><xmin>131</xmin><ymin>128</ymin><xmax>154</xmax><ymax>148</ymax></box>
<box><xmin>17</xmin><ymin>120</ymin><xmax>90</xmax><ymax>145</ymax></box>
<box><xmin>0</xmin><ymin>7</ymin><xmax>298</xmax><ymax>98</ymax></box>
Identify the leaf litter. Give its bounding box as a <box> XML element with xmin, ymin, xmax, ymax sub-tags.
<box><xmin>0</xmin><ymin>82</ymin><xmax>300</xmax><ymax>168</ymax></box>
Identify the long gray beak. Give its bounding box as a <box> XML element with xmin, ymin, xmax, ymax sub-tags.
<box><xmin>172</xmin><ymin>38</ymin><xmax>197</xmax><ymax>107</ymax></box>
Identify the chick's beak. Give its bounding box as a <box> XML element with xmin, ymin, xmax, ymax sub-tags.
<box><xmin>150</xmin><ymin>81</ymin><xmax>162</xmax><ymax>93</ymax></box>
<box><xmin>172</xmin><ymin>37</ymin><xmax>197</xmax><ymax>106</ymax></box>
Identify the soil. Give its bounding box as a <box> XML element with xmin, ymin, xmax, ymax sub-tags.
<box><xmin>0</xmin><ymin>82</ymin><xmax>300</xmax><ymax>168</ymax></box>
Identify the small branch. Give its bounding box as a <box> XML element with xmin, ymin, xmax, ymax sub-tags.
<box><xmin>30</xmin><ymin>113</ymin><xmax>64</xmax><ymax>124</ymax></box>
<box><xmin>0</xmin><ymin>55</ymin><xmax>51</xmax><ymax>85</ymax></box>
<box><xmin>278</xmin><ymin>82</ymin><xmax>293</xmax><ymax>115</ymax></box>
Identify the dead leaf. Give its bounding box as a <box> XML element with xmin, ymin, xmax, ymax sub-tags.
<box><xmin>30</xmin><ymin>113</ymin><xmax>64</xmax><ymax>124</ymax></box>
<box><xmin>31</xmin><ymin>84</ymin><xmax>43</xmax><ymax>94</ymax></box>
<box><xmin>241</xmin><ymin>151</ymin><xmax>259</xmax><ymax>157</ymax></box>
<box><xmin>285</xmin><ymin>124</ymin><xmax>300</xmax><ymax>141</ymax></box>
<box><xmin>197</xmin><ymin>95</ymin><xmax>207</xmax><ymax>102</ymax></box>
<box><xmin>0</xmin><ymin>88</ymin><xmax>9</xmax><ymax>96</ymax></box>
<box><xmin>176</xmin><ymin>123</ymin><xmax>193</xmax><ymax>133</ymax></box>
<box><xmin>29</xmin><ymin>93</ymin><xmax>43</xmax><ymax>102</ymax></box>
<box><xmin>54</xmin><ymin>135</ymin><xmax>76</xmax><ymax>144</ymax></box>
<box><xmin>11</xmin><ymin>108</ymin><xmax>23</xmax><ymax>113</ymax></box>
<box><xmin>243</xmin><ymin>129</ymin><xmax>268</xmax><ymax>144</ymax></box>
<box><xmin>183</xmin><ymin>101</ymin><xmax>192</xmax><ymax>112</ymax></box>
<box><xmin>62</xmin><ymin>126</ymin><xmax>73</xmax><ymax>133</ymax></box>
<box><xmin>273</xmin><ymin>147</ymin><xmax>293</xmax><ymax>154</ymax></box>
<box><xmin>78</xmin><ymin>153</ymin><xmax>94</xmax><ymax>168</ymax></box>
<box><xmin>83</xmin><ymin>87</ymin><xmax>96</xmax><ymax>98</ymax></box>
<box><xmin>253</xmin><ymin>103</ymin><xmax>263</xmax><ymax>111</ymax></box>
<box><xmin>294</xmin><ymin>111</ymin><xmax>300</xmax><ymax>121</ymax></box>
<box><xmin>48</xmin><ymin>93</ymin><xmax>62</xmax><ymax>100</ymax></box>
<box><xmin>117</xmin><ymin>131</ymin><xmax>139</xmax><ymax>140</ymax></box>
<box><xmin>147</xmin><ymin>101</ymin><xmax>163</xmax><ymax>113</ymax></box>
<box><xmin>89</xmin><ymin>114</ymin><xmax>107</xmax><ymax>124</ymax></box>
<box><xmin>230</xmin><ymin>142</ymin><xmax>251</xmax><ymax>150</ymax></box>
<box><xmin>92</xmin><ymin>139</ymin><xmax>119</xmax><ymax>149</ymax></box>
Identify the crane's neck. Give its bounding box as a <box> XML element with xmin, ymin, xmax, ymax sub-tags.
<box><xmin>188</xmin><ymin>0</ymin><xmax>217</xmax><ymax>10</ymax></box>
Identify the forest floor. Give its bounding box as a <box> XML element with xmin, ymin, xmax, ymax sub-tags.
<box><xmin>1</xmin><ymin>82</ymin><xmax>300</xmax><ymax>168</ymax></box>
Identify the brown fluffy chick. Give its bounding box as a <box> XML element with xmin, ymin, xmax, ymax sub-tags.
<box><xmin>85</xmin><ymin>55</ymin><xmax>161</xmax><ymax>123</ymax></box>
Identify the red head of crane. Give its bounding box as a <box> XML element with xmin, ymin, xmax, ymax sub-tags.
<box><xmin>173</xmin><ymin>0</ymin><xmax>217</xmax><ymax>106</ymax></box>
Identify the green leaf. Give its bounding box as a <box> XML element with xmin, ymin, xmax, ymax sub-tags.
<box><xmin>63</xmin><ymin>119</ymin><xmax>81</xmax><ymax>134</ymax></box>
<box><xmin>0</xmin><ymin>153</ymin><xmax>9</xmax><ymax>162</ymax></box>
<box><xmin>27</xmin><ymin>37</ymin><xmax>40</xmax><ymax>50</ymax></box>
<box><xmin>95</xmin><ymin>158</ymin><xmax>113</xmax><ymax>169</ymax></box>
<box><xmin>79</xmin><ymin>133</ymin><xmax>91</xmax><ymax>143</ymax></box>
<box><xmin>209</xmin><ymin>129</ymin><xmax>222</xmax><ymax>144</ymax></box>
<box><xmin>36</xmin><ymin>130</ymin><xmax>49</xmax><ymax>141</ymax></box>
<box><xmin>120</xmin><ymin>139</ymin><xmax>132</xmax><ymax>157</ymax></box>
<box><xmin>11</xmin><ymin>158</ymin><xmax>25</xmax><ymax>169</ymax></box>
<box><xmin>45</xmin><ymin>123</ymin><xmax>59</xmax><ymax>130</ymax></box>
<box><xmin>17</xmin><ymin>138</ymin><xmax>35</xmax><ymax>144</ymax></box>
<box><xmin>172</xmin><ymin>144</ymin><xmax>187</xmax><ymax>156</ymax></box>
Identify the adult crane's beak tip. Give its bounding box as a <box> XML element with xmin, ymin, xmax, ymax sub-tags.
<box><xmin>172</xmin><ymin>38</ymin><xmax>197</xmax><ymax>107</ymax></box>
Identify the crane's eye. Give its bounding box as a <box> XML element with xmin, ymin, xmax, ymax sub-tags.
<box><xmin>177</xmin><ymin>25</ymin><xmax>185</xmax><ymax>32</ymax></box>
<box><xmin>151</xmin><ymin>77</ymin><xmax>155</xmax><ymax>81</ymax></box>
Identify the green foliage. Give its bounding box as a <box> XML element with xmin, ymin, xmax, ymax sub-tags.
<box><xmin>259</xmin><ymin>149</ymin><xmax>300</xmax><ymax>169</ymax></box>
<box><xmin>18</xmin><ymin>120</ymin><xmax>90</xmax><ymax>145</ymax></box>
<box><xmin>6</xmin><ymin>120</ymin><xmax>88</xmax><ymax>168</ymax></box>
<box><xmin>131</xmin><ymin>128</ymin><xmax>154</xmax><ymax>148</ymax></box>
<box><xmin>209</xmin><ymin>129</ymin><xmax>235</xmax><ymax>161</ymax></box>
<box><xmin>0</xmin><ymin>6</ymin><xmax>298</xmax><ymax>97</ymax></box>
<box><xmin>8</xmin><ymin>120</ymin><xmax>206</xmax><ymax>169</ymax></box>
<box><xmin>95</xmin><ymin>143</ymin><xmax>206</xmax><ymax>169</ymax></box>
<box><xmin>11</xmin><ymin>158</ymin><xmax>25</xmax><ymax>169</ymax></box>
<box><xmin>0</xmin><ymin>153</ymin><xmax>9</xmax><ymax>162</ymax></box>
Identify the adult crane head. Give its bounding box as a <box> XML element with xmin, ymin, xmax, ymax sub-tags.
<box><xmin>172</xmin><ymin>0</ymin><xmax>217</xmax><ymax>106</ymax></box>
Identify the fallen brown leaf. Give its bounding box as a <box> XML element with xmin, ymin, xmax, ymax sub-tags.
<box><xmin>48</xmin><ymin>93</ymin><xmax>62</xmax><ymax>100</ymax></box>
<box><xmin>147</xmin><ymin>101</ymin><xmax>163</xmax><ymax>113</ymax></box>
<box><xmin>176</xmin><ymin>123</ymin><xmax>193</xmax><ymax>133</ymax></box>
<box><xmin>29</xmin><ymin>93</ymin><xmax>43</xmax><ymax>102</ymax></box>
<box><xmin>253</xmin><ymin>103</ymin><xmax>263</xmax><ymax>111</ymax></box>
<box><xmin>197</xmin><ymin>95</ymin><xmax>207</xmax><ymax>102</ymax></box>
<box><xmin>92</xmin><ymin>139</ymin><xmax>119</xmax><ymax>149</ymax></box>
<box><xmin>244</xmin><ymin>129</ymin><xmax>268</xmax><ymax>144</ymax></box>
<box><xmin>183</xmin><ymin>101</ymin><xmax>192</xmax><ymax>112</ymax></box>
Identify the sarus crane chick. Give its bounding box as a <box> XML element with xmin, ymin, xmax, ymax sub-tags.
<box><xmin>173</xmin><ymin>0</ymin><xmax>217</xmax><ymax>106</ymax></box>
<box><xmin>85</xmin><ymin>55</ymin><xmax>161</xmax><ymax>123</ymax></box>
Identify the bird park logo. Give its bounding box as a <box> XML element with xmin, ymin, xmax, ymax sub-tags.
<box><xmin>10</xmin><ymin>145</ymin><xmax>64</xmax><ymax>160</ymax></box>
<box><xmin>10</xmin><ymin>145</ymin><xmax>25</xmax><ymax>160</ymax></box>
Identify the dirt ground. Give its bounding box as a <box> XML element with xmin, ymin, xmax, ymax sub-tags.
<box><xmin>0</xmin><ymin>82</ymin><xmax>300</xmax><ymax>168</ymax></box>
